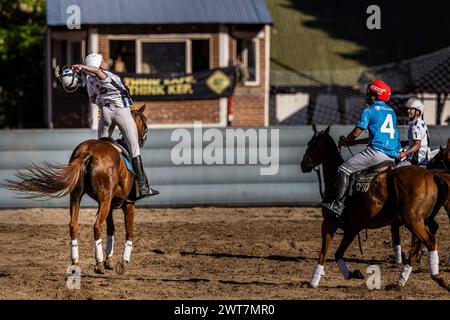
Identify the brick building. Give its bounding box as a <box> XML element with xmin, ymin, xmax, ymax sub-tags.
<box><xmin>45</xmin><ymin>0</ymin><xmax>272</xmax><ymax>128</ymax></box>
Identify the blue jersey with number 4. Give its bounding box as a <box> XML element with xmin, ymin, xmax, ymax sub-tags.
<box><xmin>356</xmin><ymin>101</ymin><xmax>401</xmax><ymax>158</ymax></box>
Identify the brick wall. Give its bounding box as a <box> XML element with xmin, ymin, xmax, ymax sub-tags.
<box><xmin>136</xmin><ymin>100</ymin><xmax>219</xmax><ymax>124</ymax></box>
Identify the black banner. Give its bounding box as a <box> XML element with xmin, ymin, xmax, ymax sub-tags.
<box><xmin>120</xmin><ymin>67</ymin><xmax>236</xmax><ymax>101</ymax></box>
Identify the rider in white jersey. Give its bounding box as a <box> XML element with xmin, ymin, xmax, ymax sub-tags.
<box><xmin>73</xmin><ymin>53</ymin><xmax>159</xmax><ymax>200</ymax></box>
<box><xmin>396</xmin><ymin>98</ymin><xmax>434</xmax><ymax>167</ymax></box>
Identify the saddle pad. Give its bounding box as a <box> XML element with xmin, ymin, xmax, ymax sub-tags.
<box><xmin>99</xmin><ymin>138</ymin><xmax>135</xmax><ymax>176</ymax></box>
<box><xmin>354</xmin><ymin>172</ymin><xmax>378</xmax><ymax>193</ymax></box>
<box><xmin>120</xmin><ymin>153</ymin><xmax>135</xmax><ymax>176</ymax></box>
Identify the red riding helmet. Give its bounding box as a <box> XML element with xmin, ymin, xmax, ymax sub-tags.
<box><xmin>367</xmin><ymin>80</ymin><xmax>391</xmax><ymax>102</ymax></box>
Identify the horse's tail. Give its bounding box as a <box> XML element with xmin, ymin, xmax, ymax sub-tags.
<box><xmin>4</xmin><ymin>152</ymin><xmax>92</xmax><ymax>199</ymax></box>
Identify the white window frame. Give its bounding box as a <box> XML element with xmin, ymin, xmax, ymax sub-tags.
<box><xmin>242</xmin><ymin>38</ymin><xmax>260</xmax><ymax>86</ymax></box>
<box><xmin>233</xmin><ymin>31</ymin><xmax>262</xmax><ymax>87</ymax></box>
<box><xmin>138</xmin><ymin>39</ymin><xmax>189</xmax><ymax>73</ymax></box>
<box><xmin>107</xmin><ymin>34</ymin><xmax>212</xmax><ymax>74</ymax></box>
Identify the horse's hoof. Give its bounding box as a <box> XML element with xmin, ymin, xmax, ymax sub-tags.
<box><xmin>115</xmin><ymin>260</ymin><xmax>128</xmax><ymax>275</ymax></box>
<box><xmin>94</xmin><ymin>263</ymin><xmax>106</xmax><ymax>274</ymax></box>
<box><xmin>385</xmin><ymin>283</ymin><xmax>402</xmax><ymax>291</ymax></box>
<box><xmin>431</xmin><ymin>274</ymin><xmax>450</xmax><ymax>292</ymax></box>
<box><xmin>104</xmin><ymin>257</ymin><xmax>114</xmax><ymax>270</ymax></box>
<box><xmin>300</xmin><ymin>281</ymin><xmax>316</xmax><ymax>288</ymax></box>
<box><xmin>348</xmin><ymin>270</ymin><xmax>364</xmax><ymax>280</ymax></box>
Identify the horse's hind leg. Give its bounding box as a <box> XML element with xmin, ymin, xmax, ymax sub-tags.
<box><xmin>69</xmin><ymin>189</ymin><xmax>83</xmax><ymax>265</ymax></box>
<box><xmin>334</xmin><ymin>230</ymin><xmax>363</xmax><ymax>280</ymax></box>
<box><xmin>93</xmin><ymin>196</ymin><xmax>112</xmax><ymax>274</ymax></box>
<box><xmin>104</xmin><ymin>209</ymin><xmax>115</xmax><ymax>270</ymax></box>
<box><xmin>416</xmin><ymin>218</ymin><xmax>439</xmax><ymax>264</ymax></box>
<box><xmin>116</xmin><ymin>203</ymin><xmax>135</xmax><ymax>275</ymax></box>
<box><xmin>400</xmin><ymin>222</ymin><xmax>443</xmax><ymax>287</ymax></box>
<box><xmin>309</xmin><ymin>217</ymin><xmax>338</xmax><ymax>288</ymax></box>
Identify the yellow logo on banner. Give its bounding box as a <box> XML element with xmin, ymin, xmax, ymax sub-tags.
<box><xmin>206</xmin><ymin>71</ymin><xmax>231</xmax><ymax>95</ymax></box>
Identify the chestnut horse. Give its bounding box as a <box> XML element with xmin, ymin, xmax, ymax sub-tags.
<box><xmin>300</xmin><ymin>126</ymin><xmax>450</xmax><ymax>290</ymax></box>
<box><xmin>5</xmin><ymin>105</ymin><xmax>149</xmax><ymax>275</ymax></box>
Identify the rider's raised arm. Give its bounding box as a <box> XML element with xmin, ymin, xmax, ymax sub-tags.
<box><xmin>73</xmin><ymin>64</ymin><xmax>106</xmax><ymax>80</ymax></box>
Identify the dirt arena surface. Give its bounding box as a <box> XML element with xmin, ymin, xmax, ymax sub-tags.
<box><xmin>0</xmin><ymin>206</ymin><xmax>449</xmax><ymax>300</ymax></box>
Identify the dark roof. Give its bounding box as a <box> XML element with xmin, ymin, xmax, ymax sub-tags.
<box><xmin>358</xmin><ymin>46</ymin><xmax>450</xmax><ymax>94</ymax></box>
<box><xmin>47</xmin><ymin>0</ymin><xmax>272</xmax><ymax>25</ymax></box>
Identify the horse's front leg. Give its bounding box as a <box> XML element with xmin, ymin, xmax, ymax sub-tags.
<box><xmin>334</xmin><ymin>230</ymin><xmax>363</xmax><ymax>280</ymax></box>
<box><xmin>104</xmin><ymin>209</ymin><xmax>115</xmax><ymax>270</ymax></box>
<box><xmin>116</xmin><ymin>202</ymin><xmax>135</xmax><ymax>275</ymax></box>
<box><xmin>390</xmin><ymin>222</ymin><xmax>403</xmax><ymax>264</ymax></box>
<box><xmin>309</xmin><ymin>216</ymin><xmax>338</xmax><ymax>288</ymax></box>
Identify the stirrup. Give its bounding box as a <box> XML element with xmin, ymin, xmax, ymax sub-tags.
<box><xmin>321</xmin><ymin>200</ymin><xmax>344</xmax><ymax>222</ymax></box>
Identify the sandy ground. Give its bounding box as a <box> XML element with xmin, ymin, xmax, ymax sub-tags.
<box><xmin>0</xmin><ymin>206</ymin><xmax>449</xmax><ymax>300</ymax></box>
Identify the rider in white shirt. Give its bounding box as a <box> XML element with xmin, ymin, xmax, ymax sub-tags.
<box><xmin>396</xmin><ymin>98</ymin><xmax>433</xmax><ymax>167</ymax></box>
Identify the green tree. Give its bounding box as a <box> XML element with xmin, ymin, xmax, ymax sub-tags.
<box><xmin>0</xmin><ymin>0</ymin><xmax>45</xmax><ymax>128</ymax></box>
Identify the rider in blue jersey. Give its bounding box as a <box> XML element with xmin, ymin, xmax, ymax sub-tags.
<box><xmin>322</xmin><ymin>80</ymin><xmax>401</xmax><ymax>221</ymax></box>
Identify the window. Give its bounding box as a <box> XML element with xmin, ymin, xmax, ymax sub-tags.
<box><xmin>236</xmin><ymin>38</ymin><xmax>259</xmax><ymax>85</ymax></box>
<box><xmin>109</xmin><ymin>40</ymin><xmax>136</xmax><ymax>73</ymax></box>
<box><xmin>108</xmin><ymin>37</ymin><xmax>211</xmax><ymax>74</ymax></box>
<box><xmin>53</xmin><ymin>39</ymin><xmax>84</xmax><ymax>67</ymax></box>
<box><xmin>192</xmin><ymin>39</ymin><xmax>210</xmax><ymax>72</ymax></box>
<box><xmin>141</xmin><ymin>42</ymin><xmax>186</xmax><ymax>74</ymax></box>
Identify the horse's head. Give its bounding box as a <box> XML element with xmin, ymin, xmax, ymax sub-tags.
<box><xmin>427</xmin><ymin>145</ymin><xmax>450</xmax><ymax>170</ymax></box>
<box><xmin>131</xmin><ymin>105</ymin><xmax>149</xmax><ymax>148</ymax></box>
<box><xmin>300</xmin><ymin>124</ymin><xmax>333</xmax><ymax>173</ymax></box>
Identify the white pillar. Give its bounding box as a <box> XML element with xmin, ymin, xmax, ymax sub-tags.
<box><xmin>264</xmin><ymin>25</ymin><xmax>271</xmax><ymax>127</ymax></box>
<box><xmin>88</xmin><ymin>28</ymin><xmax>99</xmax><ymax>130</ymax></box>
<box><xmin>218</xmin><ymin>24</ymin><xmax>229</xmax><ymax>127</ymax></box>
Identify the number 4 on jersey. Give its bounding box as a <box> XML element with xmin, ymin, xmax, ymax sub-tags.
<box><xmin>381</xmin><ymin>114</ymin><xmax>395</xmax><ymax>139</ymax></box>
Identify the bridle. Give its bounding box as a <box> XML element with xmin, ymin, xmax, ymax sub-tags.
<box><xmin>304</xmin><ymin>133</ymin><xmax>352</xmax><ymax>200</ymax></box>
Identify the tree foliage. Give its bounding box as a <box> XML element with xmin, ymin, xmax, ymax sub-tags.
<box><xmin>0</xmin><ymin>0</ymin><xmax>45</xmax><ymax>128</ymax></box>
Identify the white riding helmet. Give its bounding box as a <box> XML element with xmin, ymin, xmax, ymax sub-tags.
<box><xmin>56</xmin><ymin>66</ymin><xmax>81</xmax><ymax>93</ymax></box>
<box><xmin>406</xmin><ymin>98</ymin><xmax>424</xmax><ymax>115</ymax></box>
<box><xmin>84</xmin><ymin>53</ymin><xmax>103</xmax><ymax>68</ymax></box>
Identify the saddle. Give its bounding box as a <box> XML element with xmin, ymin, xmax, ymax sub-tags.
<box><xmin>348</xmin><ymin>160</ymin><xmax>394</xmax><ymax>195</ymax></box>
<box><xmin>99</xmin><ymin>137</ymin><xmax>135</xmax><ymax>177</ymax></box>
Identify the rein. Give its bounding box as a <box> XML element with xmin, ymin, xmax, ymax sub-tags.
<box><xmin>314</xmin><ymin>167</ymin><xmax>325</xmax><ymax>199</ymax></box>
<box><xmin>440</xmin><ymin>159</ymin><xmax>449</xmax><ymax>171</ymax></box>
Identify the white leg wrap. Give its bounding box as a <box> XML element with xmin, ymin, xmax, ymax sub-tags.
<box><xmin>123</xmin><ymin>240</ymin><xmax>133</xmax><ymax>262</ymax></box>
<box><xmin>428</xmin><ymin>250</ymin><xmax>439</xmax><ymax>276</ymax></box>
<box><xmin>95</xmin><ymin>239</ymin><xmax>103</xmax><ymax>263</ymax></box>
<box><xmin>398</xmin><ymin>264</ymin><xmax>413</xmax><ymax>286</ymax></box>
<box><xmin>394</xmin><ymin>245</ymin><xmax>402</xmax><ymax>264</ymax></box>
<box><xmin>70</xmin><ymin>239</ymin><xmax>79</xmax><ymax>264</ymax></box>
<box><xmin>336</xmin><ymin>259</ymin><xmax>350</xmax><ymax>279</ymax></box>
<box><xmin>309</xmin><ymin>264</ymin><xmax>325</xmax><ymax>288</ymax></box>
<box><xmin>106</xmin><ymin>236</ymin><xmax>114</xmax><ymax>258</ymax></box>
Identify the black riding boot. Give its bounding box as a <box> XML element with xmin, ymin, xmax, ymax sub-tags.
<box><xmin>321</xmin><ymin>170</ymin><xmax>350</xmax><ymax>220</ymax></box>
<box><xmin>132</xmin><ymin>156</ymin><xmax>159</xmax><ymax>200</ymax></box>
